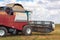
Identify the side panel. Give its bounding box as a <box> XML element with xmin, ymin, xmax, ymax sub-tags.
<box><xmin>0</xmin><ymin>12</ymin><xmax>28</xmax><ymax>30</ymax></box>
<box><xmin>15</xmin><ymin>12</ymin><xmax>27</xmax><ymax>22</ymax></box>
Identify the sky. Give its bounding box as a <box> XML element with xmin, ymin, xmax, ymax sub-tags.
<box><xmin>0</xmin><ymin>0</ymin><xmax>60</xmax><ymax>24</ymax></box>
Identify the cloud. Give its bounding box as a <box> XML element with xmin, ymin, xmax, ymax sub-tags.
<box><xmin>0</xmin><ymin>2</ymin><xmax>6</xmax><ymax>6</ymax></box>
<box><xmin>0</xmin><ymin>0</ymin><xmax>60</xmax><ymax>24</ymax></box>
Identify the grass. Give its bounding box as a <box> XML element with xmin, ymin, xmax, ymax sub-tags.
<box><xmin>0</xmin><ymin>24</ymin><xmax>60</xmax><ymax>40</ymax></box>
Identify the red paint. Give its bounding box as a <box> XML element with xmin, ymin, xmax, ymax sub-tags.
<box><xmin>0</xmin><ymin>12</ymin><xmax>28</xmax><ymax>30</ymax></box>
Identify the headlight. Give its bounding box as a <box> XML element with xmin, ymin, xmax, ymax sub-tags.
<box><xmin>52</xmin><ymin>24</ymin><xmax>55</xmax><ymax>29</ymax></box>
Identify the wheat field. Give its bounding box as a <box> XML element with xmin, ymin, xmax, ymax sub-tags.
<box><xmin>0</xmin><ymin>24</ymin><xmax>60</xmax><ymax>40</ymax></box>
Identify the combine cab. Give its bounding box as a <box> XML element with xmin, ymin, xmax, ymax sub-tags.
<box><xmin>0</xmin><ymin>3</ymin><xmax>55</xmax><ymax>37</ymax></box>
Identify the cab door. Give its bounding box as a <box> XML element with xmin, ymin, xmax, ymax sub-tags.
<box><xmin>0</xmin><ymin>11</ymin><xmax>15</xmax><ymax>27</ymax></box>
<box><xmin>2</xmin><ymin>7</ymin><xmax>15</xmax><ymax>27</ymax></box>
<box><xmin>0</xmin><ymin>11</ymin><xmax>8</xmax><ymax>24</ymax></box>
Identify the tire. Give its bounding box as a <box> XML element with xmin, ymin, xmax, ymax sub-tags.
<box><xmin>0</xmin><ymin>27</ymin><xmax>7</xmax><ymax>37</ymax></box>
<box><xmin>22</xmin><ymin>25</ymin><xmax>32</xmax><ymax>36</ymax></box>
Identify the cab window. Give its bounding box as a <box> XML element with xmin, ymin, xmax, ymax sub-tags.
<box><xmin>0</xmin><ymin>7</ymin><xmax>4</xmax><ymax>11</ymax></box>
<box><xmin>5</xmin><ymin>7</ymin><xmax>13</xmax><ymax>15</ymax></box>
<box><xmin>0</xmin><ymin>7</ymin><xmax>6</xmax><ymax>15</ymax></box>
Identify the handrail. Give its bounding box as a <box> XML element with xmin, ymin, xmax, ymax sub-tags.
<box><xmin>13</xmin><ymin>10</ymin><xmax>32</xmax><ymax>13</ymax></box>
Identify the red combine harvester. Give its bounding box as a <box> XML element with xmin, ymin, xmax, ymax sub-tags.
<box><xmin>0</xmin><ymin>3</ymin><xmax>55</xmax><ymax>37</ymax></box>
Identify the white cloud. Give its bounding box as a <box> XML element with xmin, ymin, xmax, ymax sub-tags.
<box><xmin>0</xmin><ymin>2</ymin><xmax>6</xmax><ymax>6</ymax></box>
<box><xmin>0</xmin><ymin>0</ymin><xmax>60</xmax><ymax>24</ymax></box>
